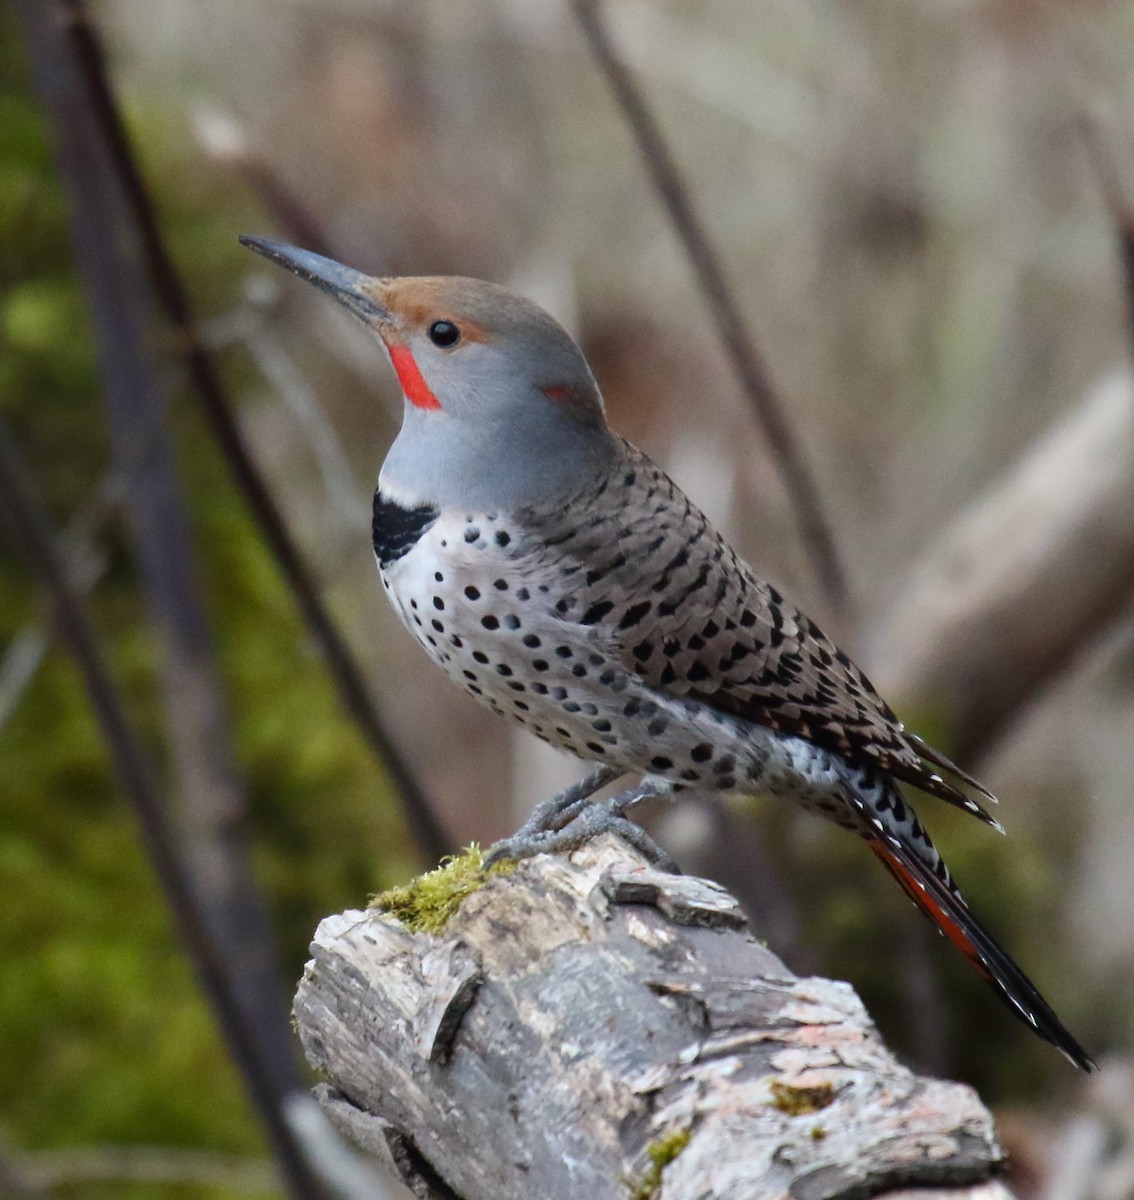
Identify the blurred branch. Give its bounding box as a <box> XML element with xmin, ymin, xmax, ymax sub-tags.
<box><xmin>19</xmin><ymin>0</ymin><xmax>308</xmax><ymax>1125</ymax></box>
<box><xmin>0</xmin><ymin>412</ymin><xmax>325</xmax><ymax>1199</ymax></box>
<box><xmin>1076</xmin><ymin>102</ymin><xmax>1134</xmax><ymax>363</ymax></box>
<box><xmin>0</xmin><ymin>415</ymin><xmax>404</xmax><ymax>1200</ymax></box>
<box><xmin>569</xmin><ymin>0</ymin><xmax>848</xmax><ymax>615</ymax></box>
<box><xmin>48</xmin><ymin>0</ymin><xmax>449</xmax><ymax>864</ymax></box>
<box><xmin>11</xmin><ymin>1146</ymin><xmax>277</xmax><ymax>1194</ymax></box>
<box><xmin>244</xmin><ymin>325</ymin><xmax>371</xmax><ymax>530</ymax></box>
<box><xmin>191</xmin><ymin>106</ymin><xmax>335</xmax><ymax>257</ymax></box>
<box><xmin>871</xmin><ymin>370</ymin><xmax>1134</xmax><ymax>766</ymax></box>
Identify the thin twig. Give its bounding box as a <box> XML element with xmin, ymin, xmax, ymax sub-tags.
<box><xmin>191</xmin><ymin>106</ymin><xmax>335</xmax><ymax>257</ymax></box>
<box><xmin>0</xmin><ymin>414</ymin><xmax>325</xmax><ymax>1200</ymax></box>
<box><xmin>246</xmin><ymin>326</ymin><xmax>371</xmax><ymax>530</ymax></box>
<box><xmin>56</xmin><ymin>0</ymin><xmax>449</xmax><ymax>864</ymax></box>
<box><xmin>569</xmin><ymin>0</ymin><xmax>848</xmax><ymax>613</ymax></box>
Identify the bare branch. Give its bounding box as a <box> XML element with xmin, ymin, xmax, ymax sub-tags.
<box><xmin>18</xmin><ymin>0</ymin><xmax>310</xmax><ymax>1118</ymax></box>
<box><xmin>871</xmin><ymin>370</ymin><xmax>1134</xmax><ymax>765</ymax></box>
<box><xmin>43</xmin><ymin>0</ymin><xmax>449</xmax><ymax>864</ymax></box>
<box><xmin>295</xmin><ymin>838</ymin><xmax>1012</xmax><ymax>1200</ymax></box>
<box><xmin>191</xmin><ymin>106</ymin><xmax>336</xmax><ymax>257</ymax></box>
<box><xmin>0</xmin><ymin>410</ymin><xmax>326</xmax><ymax>1198</ymax></box>
<box><xmin>569</xmin><ymin>0</ymin><xmax>848</xmax><ymax>614</ymax></box>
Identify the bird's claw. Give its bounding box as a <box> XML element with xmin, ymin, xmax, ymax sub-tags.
<box><xmin>483</xmin><ymin>782</ymin><xmax>678</xmax><ymax>872</ymax></box>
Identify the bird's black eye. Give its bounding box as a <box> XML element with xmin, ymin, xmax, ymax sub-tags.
<box><xmin>428</xmin><ymin>320</ymin><xmax>460</xmax><ymax>348</ymax></box>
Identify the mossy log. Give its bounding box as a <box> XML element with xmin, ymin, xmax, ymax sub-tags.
<box><xmin>293</xmin><ymin>835</ymin><xmax>1015</xmax><ymax>1200</ymax></box>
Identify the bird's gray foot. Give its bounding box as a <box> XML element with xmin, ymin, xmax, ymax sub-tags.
<box><xmin>506</xmin><ymin>763</ymin><xmax>620</xmax><ymax>842</ymax></box>
<box><xmin>484</xmin><ymin>782</ymin><xmax>677</xmax><ymax>871</ymax></box>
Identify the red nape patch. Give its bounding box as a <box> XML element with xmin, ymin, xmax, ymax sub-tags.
<box><xmin>541</xmin><ymin>385</ymin><xmax>572</xmax><ymax>401</ymax></box>
<box><xmin>388</xmin><ymin>344</ymin><xmax>441</xmax><ymax>410</ymax></box>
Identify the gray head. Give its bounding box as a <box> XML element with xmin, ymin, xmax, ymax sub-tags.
<box><xmin>240</xmin><ymin>237</ymin><xmax>616</xmax><ymax>512</ymax></box>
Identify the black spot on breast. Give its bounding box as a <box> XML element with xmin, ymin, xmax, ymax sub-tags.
<box><xmin>464</xmin><ymin>585</ymin><xmax>480</xmax><ymax>601</ymax></box>
<box><xmin>495</xmin><ymin>530</ymin><xmax>511</xmax><ymax>547</ymax></box>
<box><xmin>650</xmin><ymin>756</ymin><xmax>674</xmax><ymax>771</ymax></box>
<box><xmin>619</xmin><ymin>601</ymin><xmax>652</xmax><ymax>630</ymax></box>
<box><xmin>481</xmin><ymin>615</ymin><xmax>500</xmax><ymax>630</ymax></box>
<box><xmin>580</xmin><ymin>599</ymin><xmax>615</xmax><ymax>625</ymax></box>
<box><xmin>372</xmin><ymin>492</ymin><xmax>439</xmax><ymax>569</ymax></box>
<box><xmin>523</xmin><ymin>634</ymin><xmax>541</xmax><ymax>648</ymax></box>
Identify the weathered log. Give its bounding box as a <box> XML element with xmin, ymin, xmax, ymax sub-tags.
<box><xmin>294</xmin><ymin>836</ymin><xmax>1013</xmax><ymax>1200</ymax></box>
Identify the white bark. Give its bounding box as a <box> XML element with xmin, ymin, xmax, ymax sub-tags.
<box><xmin>294</xmin><ymin>836</ymin><xmax>1013</xmax><ymax>1200</ymax></box>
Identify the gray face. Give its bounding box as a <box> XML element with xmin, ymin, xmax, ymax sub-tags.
<box><xmin>237</xmin><ymin>238</ymin><xmax>617</xmax><ymax>514</ymax></box>
<box><xmin>380</xmin><ymin>300</ymin><xmax>617</xmax><ymax>513</ymax></box>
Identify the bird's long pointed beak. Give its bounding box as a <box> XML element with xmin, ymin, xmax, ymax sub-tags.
<box><xmin>239</xmin><ymin>235</ymin><xmax>391</xmax><ymax>324</ymax></box>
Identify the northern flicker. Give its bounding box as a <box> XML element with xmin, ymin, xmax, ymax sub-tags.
<box><xmin>241</xmin><ymin>234</ymin><xmax>1094</xmax><ymax>1070</ymax></box>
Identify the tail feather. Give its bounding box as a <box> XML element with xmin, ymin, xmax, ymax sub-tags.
<box><xmin>866</xmin><ymin>830</ymin><xmax>1096</xmax><ymax>1071</ymax></box>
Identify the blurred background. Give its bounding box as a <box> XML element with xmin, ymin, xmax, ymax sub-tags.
<box><xmin>3</xmin><ymin>0</ymin><xmax>1134</xmax><ymax>1196</ymax></box>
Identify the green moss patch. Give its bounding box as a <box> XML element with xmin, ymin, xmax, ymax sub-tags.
<box><xmin>768</xmin><ymin>1079</ymin><xmax>836</xmax><ymax>1116</ymax></box>
<box><xmin>370</xmin><ymin>846</ymin><xmax>514</xmax><ymax>933</ymax></box>
<box><xmin>629</xmin><ymin>1127</ymin><xmax>692</xmax><ymax>1200</ymax></box>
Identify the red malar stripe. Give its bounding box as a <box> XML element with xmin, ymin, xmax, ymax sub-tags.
<box><xmin>388</xmin><ymin>344</ymin><xmax>441</xmax><ymax>410</ymax></box>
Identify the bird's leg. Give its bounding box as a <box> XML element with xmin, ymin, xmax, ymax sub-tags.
<box><xmin>484</xmin><ymin>779</ymin><xmax>677</xmax><ymax>871</ymax></box>
<box><xmin>508</xmin><ymin>763</ymin><xmax>621</xmax><ymax>840</ymax></box>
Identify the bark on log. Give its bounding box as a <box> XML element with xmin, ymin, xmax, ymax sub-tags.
<box><xmin>294</xmin><ymin>836</ymin><xmax>1014</xmax><ymax>1200</ymax></box>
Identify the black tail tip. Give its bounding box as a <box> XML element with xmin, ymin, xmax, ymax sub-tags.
<box><xmin>1058</xmin><ymin>1040</ymin><xmax>1098</xmax><ymax>1073</ymax></box>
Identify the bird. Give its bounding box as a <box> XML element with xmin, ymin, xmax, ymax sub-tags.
<box><xmin>240</xmin><ymin>233</ymin><xmax>1095</xmax><ymax>1071</ymax></box>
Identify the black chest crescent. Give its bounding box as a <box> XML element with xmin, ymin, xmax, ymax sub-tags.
<box><xmin>372</xmin><ymin>491</ymin><xmax>439</xmax><ymax>568</ymax></box>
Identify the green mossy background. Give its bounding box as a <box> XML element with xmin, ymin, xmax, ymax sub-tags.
<box><xmin>0</xmin><ymin>14</ymin><xmax>412</xmax><ymax>1195</ymax></box>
